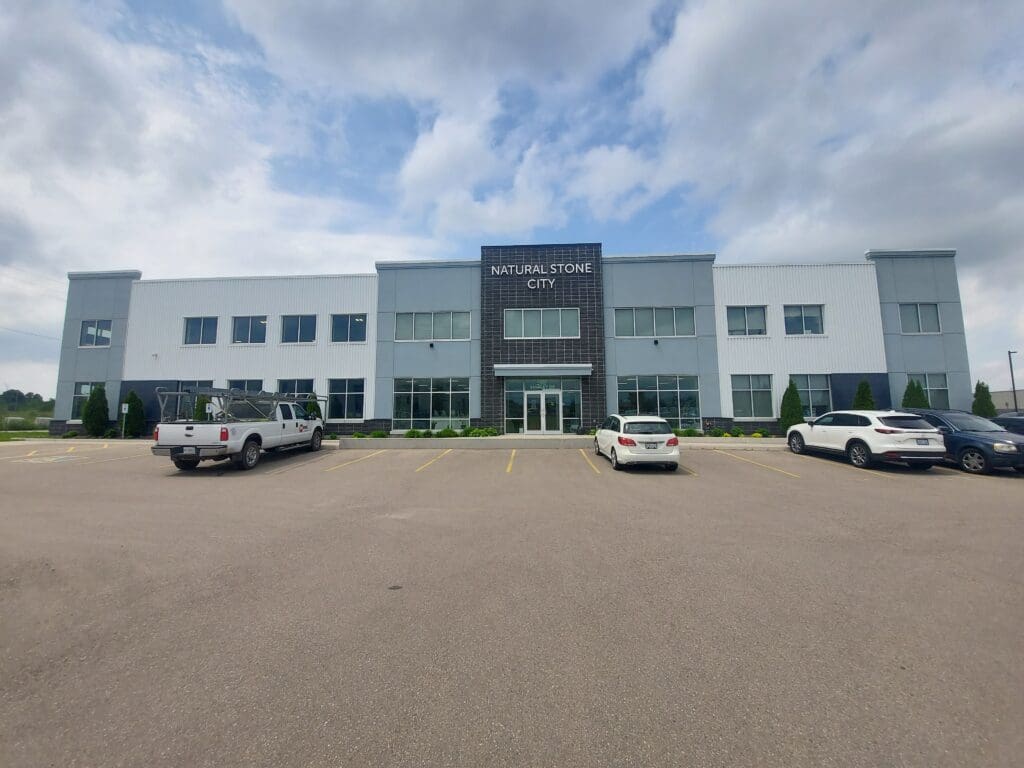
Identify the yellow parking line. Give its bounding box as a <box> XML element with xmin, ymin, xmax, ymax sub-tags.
<box><xmin>506</xmin><ymin>449</ymin><xmax>516</xmax><ymax>474</ymax></box>
<box><xmin>27</xmin><ymin>450</ymin><xmax>37</xmax><ymax>457</ymax></box>
<box><xmin>324</xmin><ymin>449</ymin><xmax>386</xmax><ymax>472</ymax></box>
<box><xmin>66</xmin><ymin>446</ymin><xmax>75</xmax><ymax>453</ymax></box>
<box><xmin>678</xmin><ymin>463</ymin><xmax>698</xmax><ymax>476</ymax></box>
<box><xmin>415</xmin><ymin>448</ymin><xmax>452</xmax><ymax>473</ymax></box>
<box><xmin>579</xmin><ymin>448</ymin><xmax>601</xmax><ymax>475</ymax></box>
<box><xmin>715</xmin><ymin>449</ymin><xmax>800</xmax><ymax>479</ymax></box>
<box><xmin>75</xmin><ymin>454</ymin><xmax>150</xmax><ymax>467</ymax></box>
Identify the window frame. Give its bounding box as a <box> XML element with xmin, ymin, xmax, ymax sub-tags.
<box><xmin>614</xmin><ymin>374</ymin><xmax>701</xmax><ymax>429</ymax></box>
<box><xmin>392</xmin><ymin>377</ymin><xmax>471</xmax><ymax>431</ymax></box>
<box><xmin>327</xmin><ymin>378</ymin><xmax>365</xmax><ymax>421</ymax></box>
<box><xmin>231</xmin><ymin>315</ymin><xmax>267</xmax><ymax>345</ymax></box>
<box><xmin>394</xmin><ymin>311</ymin><xmax>471</xmax><ymax>342</ymax></box>
<box><xmin>783</xmin><ymin>305</ymin><xmax>824</xmax><ymax>336</ymax></box>
<box><xmin>908</xmin><ymin>372</ymin><xmax>950</xmax><ymax>409</ymax></box>
<box><xmin>503</xmin><ymin>308</ymin><xmax>581</xmax><ymax>340</ymax></box>
<box><xmin>70</xmin><ymin>381</ymin><xmax>104</xmax><ymax>421</ymax></box>
<box><xmin>789</xmin><ymin>374</ymin><xmax>832</xmax><ymax>417</ymax></box>
<box><xmin>330</xmin><ymin>313</ymin><xmax>368</xmax><ymax>343</ymax></box>
<box><xmin>899</xmin><ymin>303</ymin><xmax>941</xmax><ymax>335</ymax></box>
<box><xmin>726</xmin><ymin>306</ymin><xmax>767</xmax><ymax>337</ymax></box>
<box><xmin>280</xmin><ymin>314</ymin><xmax>317</xmax><ymax>344</ymax></box>
<box><xmin>226</xmin><ymin>379</ymin><xmax>263</xmax><ymax>393</ymax></box>
<box><xmin>276</xmin><ymin>378</ymin><xmax>315</xmax><ymax>398</ymax></box>
<box><xmin>183</xmin><ymin>316</ymin><xmax>218</xmax><ymax>345</ymax></box>
<box><xmin>613</xmin><ymin>306</ymin><xmax>696</xmax><ymax>338</ymax></box>
<box><xmin>731</xmin><ymin>374</ymin><xmax>773</xmax><ymax>419</ymax></box>
<box><xmin>78</xmin><ymin>319</ymin><xmax>112</xmax><ymax>348</ymax></box>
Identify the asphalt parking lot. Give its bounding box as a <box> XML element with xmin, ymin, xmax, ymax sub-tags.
<box><xmin>1</xmin><ymin>439</ymin><xmax>1022</xmax><ymax>767</ymax></box>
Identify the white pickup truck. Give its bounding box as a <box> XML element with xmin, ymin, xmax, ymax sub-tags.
<box><xmin>151</xmin><ymin>387</ymin><xmax>324</xmax><ymax>471</ymax></box>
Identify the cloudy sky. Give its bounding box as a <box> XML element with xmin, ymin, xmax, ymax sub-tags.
<box><xmin>1</xmin><ymin>0</ymin><xmax>1022</xmax><ymax>398</ymax></box>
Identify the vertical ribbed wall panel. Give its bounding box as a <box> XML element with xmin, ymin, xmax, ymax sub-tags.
<box><xmin>713</xmin><ymin>264</ymin><xmax>887</xmax><ymax>418</ymax></box>
<box><xmin>122</xmin><ymin>274</ymin><xmax>378</xmax><ymax>416</ymax></box>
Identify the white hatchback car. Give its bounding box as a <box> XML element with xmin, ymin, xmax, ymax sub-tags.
<box><xmin>787</xmin><ymin>410</ymin><xmax>944</xmax><ymax>470</ymax></box>
<box><xmin>595</xmin><ymin>414</ymin><xmax>680</xmax><ymax>471</ymax></box>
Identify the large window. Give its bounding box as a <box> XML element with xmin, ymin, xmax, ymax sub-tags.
<box><xmin>281</xmin><ymin>315</ymin><xmax>316</xmax><ymax>343</ymax></box>
<box><xmin>232</xmin><ymin>316</ymin><xmax>267</xmax><ymax>344</ymax></box>
<box><xmin>732</xmin><ymin>374</ymin><xmax>773</xmax><ymax>418</ymax></box>
<box><xmin>328</xmin><ymin>379</ymin><xmax>364</xmax><ymax>420</ymax></box>
<box><xmin>392</xmin><ymin>377</ymin><xmax>470</xmax><ymax>431</ymax></box>
<box><xmin>727</xmin><ymin>306</ymin><xmax>766</xmax><ymax>336</ymax></box>
<box><xmin>331</xmin><ymin>314</ymin><xmax>367</xmax><ymax>342</ymax></box>
<box><xmin>790</xmin><ymin>374</ymin><xmax>831</xmax><ymax>417</ymax></box>
<box><xmin>79</xmin><ymin>320</ymin><xmax>112</xmax><ymax>347</ymax></box>
<box><xmin>504</xmin><ymin>308</ymin><xmax>580</xmax><ymax>339</ymax></box>
<box><xmin>899</xmin><ymin>303</ymin><xmax>941</xmax><ymax>334</ymax></box>
<box><xmin>175</xmin><ymin>380</ymin><xmax>214</xmax><ymax>419</ymax></box>
<box><xmin>616</xmin><ymin>375</ymin><xmax>700</xmax><ymax>430</ymax></box>
<box><xmin>395</xmin><ymin>311</ymin><xmax>470</xmax><ymax>341</ymax></box>
<box><xmin>277</xmin><ymin>379</ymin><xmax>314</xmax><ymax>397</ymax></box>
<box><xmin>227</xmin><ymin>379</ymin><xmax>263</xmax><ymax>392</ymax></box>
<box><xmin>503</xmin><ymin>378</ymin><xmax>582</xmax><ymax>434</ymax></box>
<box><xmin>784</xmin><ymin>305</ymin><xmax>823</xmax><ymax>335</ymax></box>
<box><xmin>908</xmin><ymin>373</ymin><xmax>950</xmax><ymax>408</ymax></box>
<box><xmin>71</xmin><ymin>381</ymin><xmax>103</xmax><ymax>420</ymax></box>
<box><xmin>183</xmin><ymin>317</ymin><xmax>217</xmax><ymax>345</ymax></box>
<box><xmin>614</xmin><ymin>307</ymin><xmax>695</xmax><ymax>337</ymax></box>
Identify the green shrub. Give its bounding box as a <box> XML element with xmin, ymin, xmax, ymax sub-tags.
<box><xmin>751</xmin><ymin>432</ymin><xmax>763</xmax><ymax>438</ymax></box>
<box><xmin>588</xmin><ymin>427</ymin><xmax>597</xmax><ymax>436</ymax></box>
<box><xmin>327</xmin><ymin>433</ymin><xmax>339</xmax><ymax>440</ymax></box>
<box><xmin>193</xmin><ymin>394</ymin><xmax>211</xmax><ymax>422</ymax></box>
<box><xmin>370</xmin><ymin>430</ymin><xmax>388</xmax><ymax>438</ymax></box>
<box><xmin>422</xmin><ymin>429</ymin><xmax>434</xmax><ymax>438</ymax></box>
<box><xmin>123</xmin><ymin>391</ymin><xmax>145</xmax><ymax>437</ymax></box>
<box><xmin>82</xmin><ymin>384</ymin><xmax>109</xmax><ymax>437</ymax></box>
<box><xmin>709</xmin><ymin>427</ymin><xmax>726</xmax><ymax>437</ymax></box>
<box><xmin>404</xmin><ymin>429</ymin><xmax>422</xmax><ymax>438</ymax></box>
<box><xmin>779</xmin><ymin>380</ymin><xmax>805</xmax><ymax>431</ymax></box>
<box><xmin>304</xmin><ymin>394</ymin><xmax>322</xmax><ymax>419</ymax></box>
<box><xmin>103</xmin><ymin>428</ymin><xmax>118</xmax><ymax>439</ymax></box>
<box><xmin>459</xmin><ymin>427</ymin><xmax>473</xmax><ymax>437</ymax></box>
<box><xmin>972</xmin><ymin>381</ymin><xmax>997</xmax><ymax>418</ymax></box>
<box><xmin>731</xmin><ymin>428</ymin><xmax>745</xmax><ymax>437</ymax></box>
<box><xmin>852</xmin><ymin>379</ymin><xmax>877</xmax><ymax>409</ymax></box>
<box><xmin>682</xmin><ymin>428</ymin><xmax>700</xmax><ymax>437</ymax></box>
<box><xmin>62</xmin><ymin>430</ymin><xmax>78</xmax><ymax>438</ymax></box>
<box><xmin>436</xmin><ymin>427</ymin><xmax>458</xmax><ymax>438</ymax></box>
<box><xmin>352</xmin><ymin>432</ymin><xmax>366</xmax><ymax>438</ymax></box>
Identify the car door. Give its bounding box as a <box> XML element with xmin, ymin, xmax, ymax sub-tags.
<box><xmin>920</xmin><ymin>413</ymin><xmax>953</xmax><ymax>455</ymax></box>
<box><xmin>598</xmin><ymin>417</ymin><xmax>617</xmax><ymax>455</ymax></box>
<box><xmin>805</xmin><ymin>413</ymin><xmax>836</xmax><ymax>449</ymax></box>
<box><xmin>275</xmin><ymin>404</ymin><xmax>295</xmax><ymax>447</ymax></box>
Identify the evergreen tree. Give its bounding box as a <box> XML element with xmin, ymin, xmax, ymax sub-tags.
<box><xmin>123</xmin><ymin>391</ymin><xmax>146</xmax><ymax>437</ymax></box>
<box><xmin>901</xmin><ymin>379</ymin><xmax>930</xmax><ymax>408</ymax></box>
<box><xmin>971</xmin><ymin>381</ymin><xmax>997</xmax><ymax>418</ymax></box>
<box><xmin>851</xmin><ymin>379</ymin><xmax>876</xmax><ymax>409</ymax></box>
<box><xmin>304</xmin><ymin>393</ymin><xmax>322</xmax><ymax>419</ymax></box>
<box><xmin>779</xmin><ymin>380</ymin><xmax>806</xmax><ymax>430</ymax></box>
<box><xmin>193</xmin><ymin>395</ymin><xmax>211</xmax><ymax>421</ymax></box>
<box><xmin>82</xmin><ymin>384</ymin><xmax>109</xmax><ymax>437</ymax></box>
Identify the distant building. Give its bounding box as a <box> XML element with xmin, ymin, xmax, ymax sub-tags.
<box><xmin>991</xmin><ymin>390</ymin><xmax>1024</xmax><ymax>414</ymax></box>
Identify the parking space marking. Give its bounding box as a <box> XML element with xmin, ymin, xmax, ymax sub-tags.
<box><xmin>714</xmin><ymin>449</ymin><xmax>800</xmax><ymax>479</ymax></box>
<box><xmin>76</xmin><ymin>454</ymin><xmax>152</xmax><ymax>467</ymax></box>
<box><xmin>27</xmin><ymin>449</ymin><xmax>37</xmax><ymax>456</ymax></box>
<box><xmin>506</xmin><ymin>449</ymin><xmax>516</xmax><ymax>474</ymax></box>
<box><xmin>66</xmin><ymin>446</ymin><xmax>75</xmax><ymax>453</ymax></box>
<box><xmin>415</xmin><ymin>448</ymin><xmax>453</xmax><ymax>473</ymax></box>
<box><xmin>324</xmin><ymin>449</ymin><xmax>386</xmax><ymax>472</ymax></box>
<box><xmin>265</xmin><ymin>451</ymin><xmax>338</xmax><ymax>476</ymax></box>
<box><xmin>678</xmin><ymin>462</ymin><xmax>698</xmax><ymax>476</ymax></box>
<box><xmin>579</xmin><ymin>448</ymin><xmax>602</xmax><ymax>475</ymax></box>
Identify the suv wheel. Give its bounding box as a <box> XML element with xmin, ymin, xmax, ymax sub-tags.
<box><xmin>958</xmin><ymin>447</ymin><xmax>990</xmax><ymax>474</ymax></box>
<box><xmin>847</xmin><ymin>441</ymin><xmax>872</xmax><ymax>468</ymax></box>
<box><xmin>788</xmin><ymin>433</ymin><xmax>805</xmax><ymax>454</ymax></box>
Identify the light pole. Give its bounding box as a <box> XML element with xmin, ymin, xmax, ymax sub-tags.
<box><xmin>1010</xmin><ymin>350</ymin><xmax>1019</xmax><ymax>413</ymax></box>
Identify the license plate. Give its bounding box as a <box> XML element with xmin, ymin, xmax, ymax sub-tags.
<box><xmin>181</xmin><ymin>446</ymin><xmax>196</xmax><ymax>455</ymax></box>
<box><xmin>916</xmin><ymin>439</ymin><xmax>929</xmax><ymax>445</ymax></box>
<box><xmin>644</xmin><ymin>442</ymin><xmax>658</xmax><ymax>449</ymax></box>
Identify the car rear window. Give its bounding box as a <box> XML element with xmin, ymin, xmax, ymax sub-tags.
<box><xmin>624</xmin><ymin>421</ymin><xmax>673</xmax><ymax>435</ymax></box>
<box><xmin>878</xmin><ymin>416</ymin><xmax>934</xmax><ymax>430</ymax></box>
<box><xmin>944</xmin><ymin>413</ymin><xmax>1002</xmax><ymax>432</ymax></box>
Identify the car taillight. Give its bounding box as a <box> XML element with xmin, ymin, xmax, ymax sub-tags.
<box><xmin>874</xmin><ymin>427</ymin><xmax>899</xmax><ymax>434</ymax></box>
<box><xmin>666</xmin><ymin>436</ymin><xmax>679</xmax><ymax>446</ymax></box>
<box><xmin>153</xmin><ymin>426</ymin><xmax>159</xmax><ymax>441</ymax></box>
<box><xmin>618</xmin><ymin>435</ymin><xmax>636</xmax><ymax>446</ymax></box>
<box><xmin>219</xmin><ymin>427</ymin><xmax>229</xmax><ymax>441</ymax></box>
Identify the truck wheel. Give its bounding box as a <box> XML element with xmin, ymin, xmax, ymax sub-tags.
<box><xmin>172</xmin><ymin>458</ymin><xmax>199</xmax><ymax>471</ymax></box>
<box><xmin>309</xmin><ymin>429</ymin><xmax>322</xmax><ymax>452</ymax></box>
<box><xmin>233</xmin><ymin>438</ymin><xmax>261</xmax><ymax>470</ymax></box>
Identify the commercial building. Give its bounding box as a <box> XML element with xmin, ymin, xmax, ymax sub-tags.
<box><xmin>52</xmin><ymin>244</ymin><xmax>972</xmax><ymax>434</ymax></box>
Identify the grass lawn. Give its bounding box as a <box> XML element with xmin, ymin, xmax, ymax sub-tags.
<box><xmin>0</xmin><ymin>431</ymin><xmax>52</xmax><ymax>441</ymax></box>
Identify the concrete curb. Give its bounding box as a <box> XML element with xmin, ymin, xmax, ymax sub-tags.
<box><xmin>337</xmin><ymin>437</ymin><xmax>787</xmax><ymax>451</ymax></box>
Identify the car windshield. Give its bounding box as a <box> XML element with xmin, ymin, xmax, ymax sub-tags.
<box><xmin>878</xmin><ymin>416</ymin><xmax>934</xmax><ymax>430</ymax></box>
<box><xmin>944</xmin><ymin>413</ymin><xmax>1004</xmax><ymax>432</ymax></box>
<box><xmin>624</xmin><ymin>421</ymin><xmax>672</xmax><ymax>435</ymax></box>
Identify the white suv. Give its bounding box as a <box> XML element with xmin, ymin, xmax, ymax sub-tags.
<box><xmin>787</xmin><ymin>410</ymin><xmax>944</xmax><ymax>470</ymax></box>
<box><xmin>595</xmin><ymin>414</ymin><xmax>680</xmax><ymax>471</ymax></box>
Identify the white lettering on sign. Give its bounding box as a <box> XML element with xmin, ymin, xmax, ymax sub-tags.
<box><xmin>490</xmin><ymin>261</ymin><xmax>593</xmax><ymax>289</ymax></box>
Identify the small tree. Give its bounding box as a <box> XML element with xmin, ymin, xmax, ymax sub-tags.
<box><xmin>902</xmin><ymin>379</ymin><xmax>930</xmax><ymax>408</ymax></box>
<box><xmin>972</xmin><ymin>381</ymin><xmax>997</xmax><ymax>418</ymax></box>
<box><xmin>193</xmin><ymin>394</ymin><xmax>211</xmax><ymax>421</ymax></box>
<box><xmin>779</xmin><ymin>380</ymin><xmax>806</xmax><ymax>431</ymax></box>
<box><xmin>305</xmin><ymin>393</ymin><xmax>322</xmax><ymax>419</ymax></box>
<box><xmin>852</xmin><ymin>379</ymin><xmax>876</xmax><ymax>410</ymax></box>
<box><xmin>82</xmin><ymin>384</ymin><xmax>109</xmax><ymax>437</ymax></box>
<box><xmin>123</xmin><ymin>391</ymin><xmax>146</xmax><ymax>437</ymax></box>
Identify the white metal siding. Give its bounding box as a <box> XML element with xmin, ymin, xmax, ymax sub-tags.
<box><xmin>122</xmin><ymin>275</ymin><xmax>378</xmax><ymax>419</ymax></box>
<box><xmin>713</xmin><ymin>264</ymin><xmax>887</xmax><ymax>418</ymax></box>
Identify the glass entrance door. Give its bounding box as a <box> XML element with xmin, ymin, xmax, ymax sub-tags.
<box><xmin>525</xmin><ymin>391</ymin><xmax>561</xmax><ymax>434</ymax></box>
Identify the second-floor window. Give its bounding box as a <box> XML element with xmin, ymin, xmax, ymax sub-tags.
<box><xmin>504</xmin><ymin>308</ymin><xmax>580</xmax><ymax>339</ymax></box>
<box><xmin>727</xmin><ymin>306</ymin><xmax>766</xmax><ymax>336</ymax></box>
<box><xmin>899</xmin><ymin>303</ymin><xmax>940</xmax><ymax>334</ymax></box>
<box><xmin>395</xmin><ymin>311</ymin><xmax>470</xmax><ymax>341</ymax></box>
<box><xmin>331</xmin><ymin>314</ymin><xmax>367</xmax><ymax>342</ymax></box>
<box><xmin>79</xmin><ymin>320</ymin><xmax>112</xmax><ymax>347</ymax></box>
<box><xmin>183</xmin><ymin>317</ymin><xmax>217</xmax><ymax>345</ymax></box>
<box><xmin>784</xmin><ymin>305</ymin><xmax>824</xmax><ymax>335</ymax></box>
<box><xmin>232</xmin><ymin>316</ymin><xmax>267</xmax><ymax>344</ymax></box>
<box><xmin>281</xmin><ymin>315</ymin><xmax>316</xmax><ymax>343</ymax></box>
<box><xmin>278</xmin><ymin>379</ymin><xmax>314</xmax><ymax>397</ymax></box>
<box><xmin>227</xmin><ymin>379</ymin><xmax>263</xmax><ymax>392</ymax></box>
<box><xmin>614</xmin><ymin>307</ymin><xmax>695</xmax><ymax>337</ymax></box>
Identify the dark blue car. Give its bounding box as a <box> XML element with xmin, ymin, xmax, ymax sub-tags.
<box><xmin>992</xmin><ymin>414</ymin><xmax>1024</xmax><ymax>437</ymax></box>
<box><xmin>907</xmin><ymin>409</ymin><xmax>1024</xmax><ymax>474</ymax></box>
